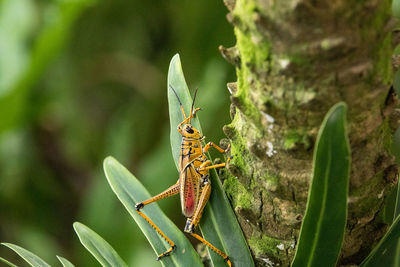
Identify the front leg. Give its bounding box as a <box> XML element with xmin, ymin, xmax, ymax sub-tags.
<box><xmin>203</xmin><ymin>142</ymin><xmax>232</xmax><ymax>165</ymax></box>
<box><xmin>203</xmin><ymin>142</ymin><xmax>230</xmax><ymax>154</ymax></box>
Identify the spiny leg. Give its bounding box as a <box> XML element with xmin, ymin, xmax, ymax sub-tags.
<box><xmin>184</xmin><ymin>183</ymin><xmax>232</xmax><ymax>266</ymax></box>
<box><xmin>191</xmin><ymin>233</ymin><xmax>232</xmax><ymax>267</ymax></box>
<box><xmin>203</xmin><ymin>142</ymin><xmax>232</xmax><ymax>164</ymax></box>
<box><xmin>197</xmin><ymin>162</ymin><xmax>226</xmax><ymax>172</ymax></box>
<box><xmin>135</xmin><ymin>181</ymin><xmax>180</xmax><ymax>260</ymax></box>
<box><xmin>203</xmin><ymin>142</ymin><xmax>229</xmax><ymax>154</ymax></box>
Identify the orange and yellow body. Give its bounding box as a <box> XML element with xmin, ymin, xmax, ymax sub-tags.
<box><xmin>134</xmin><ymin>87</ymin><xmax>232</xmax><ymax>266</ymax></box>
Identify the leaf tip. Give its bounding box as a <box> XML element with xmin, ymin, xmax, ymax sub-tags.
<box><xmin>171</xmin><ymin>53</ymin><xmax>180</xmax><ymax>62</ymax></box>
<box><xmin>103</xmin><ymin>156</ymin><xmax>116</xmax><ymax>167</ymax></box>
<box><xmin>73</xmin><ymin>221</ymin><xmax>84</xmax><ymax>232</ymax></box>
<box><xmin>169</xmin><ymin>53</ymin><xmax>183</xmax><ymax>78</ymax></box>
<box><xmin>103</xmin><ymin>156</ymin><xmax>120</xmax><ymax>176</ymax></box>
<box><xmin>335</xmin><ymin>101</ymin><xmax>347</xmax><ymax>109</ymax></box>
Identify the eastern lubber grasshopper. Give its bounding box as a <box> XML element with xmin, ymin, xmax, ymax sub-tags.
<box><xmin>135</xmin><ymin>86</ymin><xmax>232</xmax><ymax>266</ymax></box>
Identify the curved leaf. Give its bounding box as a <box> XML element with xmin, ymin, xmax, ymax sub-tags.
<box><xmin>1</xmin><ymin>242</ymin><xmax>51</xmax><ymax>267</ymax></box>
<box><xmin>73</xmin><ymin>222</ymin><xmax>128</xmax><ymax>267</ymax></box>
<box><xmin>291</xmin><ymin>103</ymin><xmax>350</xmax><ymax>267</ymax></box>
<box><xmin>360</xmin><ymin>215</ymin><xmax>400</xmax><ymax>266</ymax></box>
<box><xmin>167</xmin><ymin>54</ymin><xmax>255</xmax><ymax>267</ymax></box>
<box><xmin>103</xmin><ymin>156</ymin><xmax>203</xmax><ymax>267</ymax></box>
<box><xmin>56</xmin><ymin>256</ymin><xmax>75</xmax><ymax>267</ymax></box>
<box><xmin>0</xmin><ymin>257</ymin><xmax>17</xmax><ymax>267</ymax></box>
<box><xmin>368</xmin><ymin>128</ymin><xmax>400</xmax><ymax>266</ymax></box>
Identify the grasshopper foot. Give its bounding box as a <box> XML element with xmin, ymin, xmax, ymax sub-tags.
<box><xmin>192</xmin><ymin>107</ymin><xmax>202</xmax><ymax>117</ymax></box>
<box><xmin>184</xmin><ymin>219</ymin><xmax>195</xmax><ymax>233</ymax></box>
<box><xmin>135</xmin><ymin>202</ymin><xmax>144</xmax><ymax>211</ymax></box>
<box><xmin>156</xmin><ymin>245</ymin><xmax>176</xmax><ymax>261</ymax></box>
<box><xmin>224</xmin><ymin>256</ymin><xmax>232</xmax><ymax>267</ymax></box>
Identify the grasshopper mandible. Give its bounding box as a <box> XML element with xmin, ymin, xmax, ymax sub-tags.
<box><xmin>135</xmin><ymin>86</ymin><xmax>232</xmax><ymax>266</ymax></box>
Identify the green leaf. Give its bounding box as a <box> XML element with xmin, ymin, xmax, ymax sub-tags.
<box><xmin>103</xmin><ymin>156</ymin><xmax>203</xmax><ymax>267</ymax></box>
<box><xmin>56</xmin><ymin>256</ymin><xmax>75</xmax><ymax>267</ymax></box>
<box><xmin>1</xmin><ymin>242</ymin><xmax>51</xmax><ymax>267</ymax></box>
<box><xmin>382</xmin><ymin>185</ymin><xmax>398</xmax><ymax>224</ymax></box>
<box><xmin>167</xmin><ymin>54</ymin><xmax>202</xmax><ymax>170</ymax></box>
<box><xmin>393</xmin><ymin>69</ymin><xmax>400</xmax><ymax>97</ymax></box>
<box><xmin>167</xmin><ymin>54</ymin><xmax>255</xmax><ymax>267</ymax></box>
<box><xmin>0</xmin><ymin>257</ymin><xmax>18</xmax><ymax>267</ymax></box>
<box><xmin>371</xmin><ymin>130</ymin><xmax>400</xmax><ymax>266</ymax></box>
<box><xmin>73</xmin><ymin>222</ymin><xmax>128</xmax><ymax>267</ymax></box>
<box><xmin>360</xmin><ymin>215</ymin><xmax>400</xmax><ymax>266</ymax></box>
<box><xmin>395</xmin><ymin>179</ymin><xmax>400</xmax><ymax>219</ymax></box>
<box><xmin>291</xmin><ymin>103</ymin><xmax>350</xmax><ymax>267</ymax></box>
<box><xmin>392</xmin><ymin>127</ymin><xmax>400</xmax><ymax>165</ymax></box>
<box><xmin>393</xmin><ymin>0</ymin><xmax>400</xmax><ymax>18</ymax></box>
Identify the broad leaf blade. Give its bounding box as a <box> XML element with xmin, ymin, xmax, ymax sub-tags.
<box><xmin>103</xmin><ymin>156</ymin><xmax>203</xmax><ymax>267</ymax></box>
<box><xmin>73</xmin><ymin>222</ymin><xmax>128</xmax><ymax>267</ymax></box>
<box><xmin>360</xmin><ymin>215</ymin><xmax>400</xmax><ymax>266</ymax></box>
<box><xmin>292</xmin><ymin>103</ymin><xmax>350</xmax><ymax>267</ymax></box>
<box><xmin>56</xmin><ymin>256</ymin><xmax>75</xmax><ymax>267</ymax></box>
<box><xmin>167</xmin><ymin>54</ymin><xmax>201</xmax><ymax>170</ymax></box>
<box><xmin>1</xmin><ymin>243</ymin><xmax>51</xmax><ymax>267</ymax></box>
<box><xmin>167</xmin><ymin>54</ymin><xmax>255</xmax><ymax>267</ymax></box>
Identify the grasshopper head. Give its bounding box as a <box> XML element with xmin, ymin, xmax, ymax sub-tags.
<box><xmin>182</xmin><ymin>124</ymin><xmax>201</xmax><ymax>139</ymax></box>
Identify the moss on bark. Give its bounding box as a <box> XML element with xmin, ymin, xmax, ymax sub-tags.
<box><xmin>220</xmin><ymin>0</ymin><xmax>399</xmax><ymax>266</ymax></box>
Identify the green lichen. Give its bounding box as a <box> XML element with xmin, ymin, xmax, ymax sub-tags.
<box><xmin>230</xmin><ymin>139</ymin><xmax>248</xmax><ymax>173</ymax></box>
<box><xmin>224</xmin><ymin>175</ymin><xmax>253</xmax><ymax>209</ymax></box>
<box><xmin>233</xmin><ymin>0</ymin><xmax>271</xmax><ymax>122</ymax></box>
<box><xmin>283</xmin><ymin>129</ymin><xmax>311</xmax><ymax>150</ymax></box>
<box><xmin>248</xmin><ymin>235</ymin><xmax>288</xmax><ymax>259</ymax></box>
<box><xmin>350</xmin><ymin>172</ymin><xmax>385</xmax><ymax>218</ymax></box>
<box><xmin>234</xmin><ymin>28</ymin><xmax>265</xmax><ymax>122</ymax></box>
<box><xmin>263</xmin><ymin>171</ymin><xmax>279</xmax><ymax>191</ymax></box>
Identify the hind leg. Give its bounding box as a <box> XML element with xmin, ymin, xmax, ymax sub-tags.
<box><xmin>183</xmin><ymin>182</ymin><xmax>232</xmax><ymax>266</ymax></box>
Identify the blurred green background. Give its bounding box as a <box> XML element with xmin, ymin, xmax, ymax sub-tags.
<box><xmin>0</xmin><ymin>0</ymin><xmax>235</xmax><ymax>265</ymax></box>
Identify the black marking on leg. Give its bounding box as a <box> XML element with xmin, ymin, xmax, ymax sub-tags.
<box><xmin>184</xmin><ymin>220</ymin><xmax>195</xmax><ymax>233</ymax></box>
<box><xmin>135</xmin><ymin>203</ymin><xmax>144</xmax><ymax>211</ymax></box>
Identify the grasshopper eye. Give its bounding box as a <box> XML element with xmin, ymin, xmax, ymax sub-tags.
<box><xmin>186</xmin><ymin>128</ymin><xmax>194</xmax><ymax>134</ymax></box>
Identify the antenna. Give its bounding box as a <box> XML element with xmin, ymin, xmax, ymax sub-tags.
<box><xmin>169</xmin><ymin>85</ymin><xmax>187</xmax><ymax>119</ymax></box>
<box><xmin>188</xmin><ymin>88</ymin><xmax>198</xmax><ymax>124</ymax></box>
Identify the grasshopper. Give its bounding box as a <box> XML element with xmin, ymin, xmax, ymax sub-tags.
<box><xmin>135</xmin><ymin>86</ymin><xmax>232</xmax><ymax>266</ymax></box>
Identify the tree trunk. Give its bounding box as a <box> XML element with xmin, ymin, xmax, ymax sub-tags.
<box><xmin>220</xmin><ymin>0</ymin><xmax>399</xmax><ymax>266</ymax></box>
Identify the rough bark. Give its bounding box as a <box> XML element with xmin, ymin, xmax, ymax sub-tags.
<box><xmin>220</xmin><ymin>0</ymin><xmax>399</xmax><ymax>266</ymax></box>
